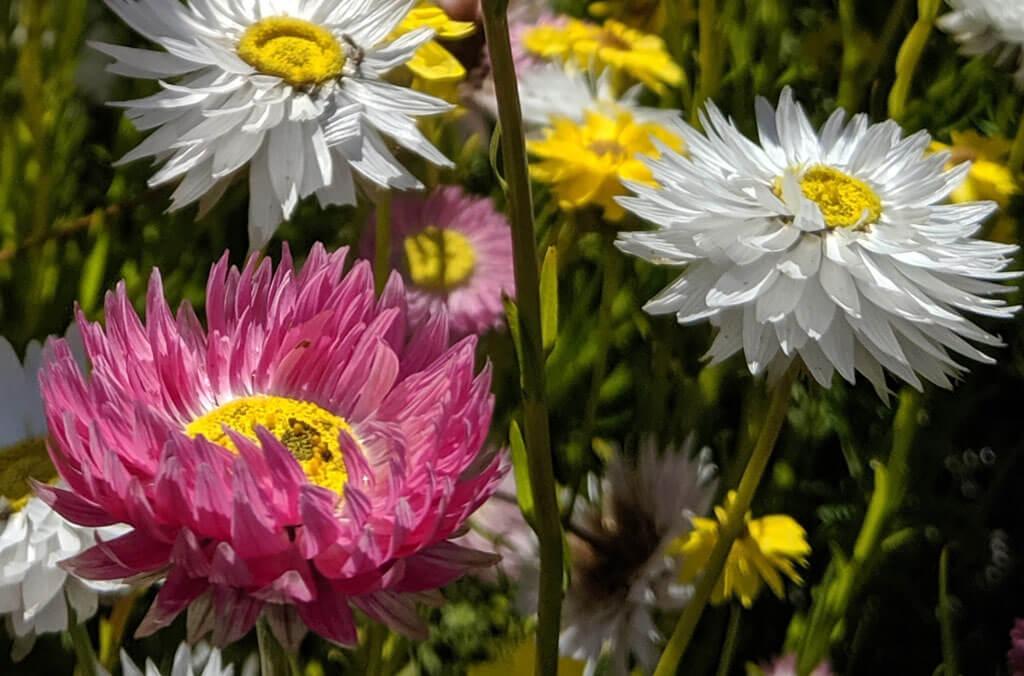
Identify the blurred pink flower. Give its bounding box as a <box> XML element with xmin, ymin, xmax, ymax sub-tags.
<box><xmin>39</xmin><ymin>245</ymin><xmax>504</xmax><ymax>649</ymax></box>
<box><xmin>760</xmin><ymin>654</ymin><xmax>832</xmax><ymax>676</ymax></box>
<box><xmin>1010</xmin><ymin>618</ymin><xmax>1024</xmax><ymax>676</ymax></box>
<box><xmin>363</xmin><ymin>186</ymin><xmax>515</xmax><ymax>339</ymax></box>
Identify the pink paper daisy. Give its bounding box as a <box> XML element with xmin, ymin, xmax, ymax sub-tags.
<box><xmin>37</xmin><ymin>244</ymin><xmax>504</xmax><ymax>650</ymax></box>
<box><xmin>363</xmin><ymin>186</ymin><xmax>515</xmax><ymax>339</ymax></box>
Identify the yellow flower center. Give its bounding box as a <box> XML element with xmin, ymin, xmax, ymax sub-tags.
<box><xmin>403</xmin><ymin>226</ymin><xmax>477</xmax><ymax>292</ymax></box>
<box><xmin>795</xmin><ymin>165</ymin><xmax>882</xmax><ymax>229</ymax></box>
<box><xmin>0</xmin><ymin>438</ymin><xmax>57</xmax><ymax>513</ymax></box>
<box><xmin>186</xmin><ymin>395</ymin><xmax>349</xmax><ymax>495</ymax></box>
<box><xmin>237</xmin><ymin>17</ymin><xmax>345</xmax><ymax>88</ymax></box>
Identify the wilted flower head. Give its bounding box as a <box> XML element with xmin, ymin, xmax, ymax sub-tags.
<box><xmin>617</xmin><ymin>88</ymin><xmax>1020</xmax><ymax>400</ymax></box>
<box><xmin>939</xmin><ymin>0</ymin><xmax>1024</xmax><ymax>87</ymax></box>
<box><xmin>362</xmin><ymin>186</ymin><xmax>515</xmax><ymax>338</ymax></box>
<box><xmin>39</xmin><ymin>245</ymin><xmax>504</xmax><ymax>649</ymax></box>
<box><xmin>95</xmin><ymin>0</ymin><xmax>454</xmax><ymax>249</ymax></box>
<box><xmin>0</xmin><ymin>333</ymin><xmax>128</xmax><ymax>661</ymax></box>
<box><xmin>675</xmin><ymin>491</ymin><xmax>810</xmax><ymax>608</ymax></box>
<box><xmin>559</xmin><ymin>440</ymin><xmax>717</xmax><ymax>675</ymax></box>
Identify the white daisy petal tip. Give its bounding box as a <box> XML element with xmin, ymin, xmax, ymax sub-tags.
<box><xmin>616</xmin><ymin>87</ymin><xmax>1020</xmax><ymax>397</ymax></box>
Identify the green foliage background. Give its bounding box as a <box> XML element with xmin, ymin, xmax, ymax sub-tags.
<box><xmin>1</xmin><ymin>0</ymin><xmax>1023</xmax><ymax>674</ymax></box>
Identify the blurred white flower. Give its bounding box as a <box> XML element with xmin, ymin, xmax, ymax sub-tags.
<box><xmin>95</xmin><ymin>0</ymin><xmax>453</xmax><ymax>248</ymax></box>
<box><xmin>0</xmin><ymin>332</ymin><xmax>128</xmax><ymax>661</ymax></box>
<box><xmin>939</xmin><ymin>0</ymin><xmax>1024</xmax><ymax>86</ymax></box>
<box><xmin>116</xmin><ymin>642</ymin><xmax>257</xmax><ymax>676</ymax></box>
<box><xmin>559</xmin><ymin>439</ymin><xmax>716</xmax><ymax>676</ymax></box>
<box><xmin>617</xmin><ymin>88</ymin><xmax>1019</xmax><ymax>400</ymax></box>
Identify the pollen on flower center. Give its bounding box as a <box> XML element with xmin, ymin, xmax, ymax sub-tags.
<box><xmin>0</xmin><ymin>438</ymin><xmax>57</xmax><ymax>513</ymax></box>
<box><xmin>237</xmin><ymin>17</ymin><xmax>345</xmax><ymax>88</ymax></box>
<box><xmin>797</xmin><ymin>165</ymin><xmax>882</xmax><ymax>228</ymax></box>
<box><xmin>186</xmin><ymin>395</ymin><xmax>349</xmax><ymax>495</ymax></box>
<box><xmin>403</xmin><ymin>226</ymin><xmax>477</xmax><ymax>292</ymax></box>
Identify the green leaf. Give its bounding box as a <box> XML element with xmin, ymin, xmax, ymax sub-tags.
<box><xmin>489</xmin><ymin>122</ymin><xmax>508</xmax><ymax>193</ymax></box>
<box><xmin>508</xmin><ymin>420</ymin><xmax>536</xmax><ymax>530</ymax></box>
<box><xmin>540</xmin><ymin>246</ymin><xmax>558</xmax><ymax>352</ymax></box>
<box><xmin>78</xmin><ymin>224</ymin><xmax>110</xmax><ymax>315</ymax></box>
<box><xmin>502</xmin><ymin>296</ymin><xmax>526</xmax><ymax>389</ymax></box>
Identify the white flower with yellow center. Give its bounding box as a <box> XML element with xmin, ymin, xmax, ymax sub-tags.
<box><xmin>939</xmin><ymin>0</ymin><xmax>1024</xmax><ymax>86</ymax></box>
<box><xmin>94</xmin><ymin>0</ymin><xmax>454</xmax><ymax>248</ymax></box>
<box><xmin>617</xmin><ymin>89</ymin><xmax>1019</xmax><ymax>399</ymax></box>
<box><xmin>0</xmin><ymin>333</ymin><xmax>127</xmax><ymax>661</ymax></box>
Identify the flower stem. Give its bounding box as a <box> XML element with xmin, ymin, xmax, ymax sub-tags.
<box><xmin>67</xmin><ymin>606</ymin><xmax>98</xmax><ymax>676</ymax></box>
<box><xmin>888</xmin><ymin>0</ymin><xmax>942</xmax><ymax>122</ymax></box>
<box><xmin>581</xmin><ymin>234</ymin><xmax>623</xmax><ymax>449</ymax></box>
<box><xmin>99</xmin><ymin>591</ymin><xmax>140</xmax><ymax>670</ymax></box>
<box><xmin>692</xmin><ymin>0</ymin><xmax>723</xmax><ymax>122</ymax></box>
<box><xmin>794</xmin><ymin>388</ymin><xmax>921</xmax><ymax>674</ymax></box>
<box><xmin>1009</xmin><ymin>110</ymin><xmax>1024</xmax><ymax>175</ymax></box>
<box><xmin>937</xmin><ymin>546</ymin><xmax>958</xmax><ymax>676</ymax></box>
<box><xmin>714</xmin><ymin>604</ymin><xmax>743</xmax><ymax>676</ymax></box>
<box><xmin>374</xmin><ymin>191</ymin><xmax>393</xmax><ymax>295</ymax></box>
<box><xmin>257</xmin><ymin>614</ymin><xmax>298</xmax><ymax>676</ymax></box>
<box><xmin>654</xmin><ymin>363</ymin><xmax>799</xmax><ymax>676</ymax></box>
<box><xmin>365</xmin><ymin>623</ymin><xmax>387</xmax><ymax>676</ymax></box>
<box><xmin>481</xmin><ymin>2</ymin><xmax>564</xmax><ymax>675</ymax></box>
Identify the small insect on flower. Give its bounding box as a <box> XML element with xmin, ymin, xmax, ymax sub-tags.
<box><xmin>93</xmin><ymin>0</ymin><xmax>455</xmax><ymax>249</ymax></box>
<box><xmin>616</xmin><ymin>88</ymin><xmax>1020</xmax><ymax>400</ymax></box>
<box><xmin>674</xmin><ymin>491</ymin><xmax>810</xmax><ymax>608</ymax></box>
<box><xmin>38</xmin><ymin>245</ymin><xmax>504</xmax><ymax>650</ymax></box>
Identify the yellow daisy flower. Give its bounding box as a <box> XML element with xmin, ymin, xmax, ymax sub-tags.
<box><xmin>394</xmin><ymin>1</ymin><xmax>475</xmax><ymax>98</ymax></box>
<box><xmin>675</xmin><ymin>491</ymin><xmax>810</xmax><ymax>608</ymax></box>
<box><xmin>527</xmin><ymin>109</ymin><xmax>682</xmax><ymax>221</ymax></box>
<box><xmin>523</xmin><ymin>18</ymin><xmax>683</xmax><ymax>94</ymax></box>
<box><xmin>469</xmin><ymin>638</ymin><xmax>586</xmax><ymax>676</ymax></box>
<box><xmin>930</xmin><ymin>130</ymin><xmax>1020</xmax><ymax>243</ymax></box>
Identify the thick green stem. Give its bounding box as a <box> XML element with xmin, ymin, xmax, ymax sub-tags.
<box><xmin>692</xmin><ymin>0</ymin><xmax>723</xmax><ymax>122</ymax></box>
<box><xmin>888</xmin><ymin>0</ymin><xmax>942</xmax><ymax>121</ymax></box>
<box><xmin>938</xmin><ymin>547</ymin><xmax>958</xmax><ymax>676</ymax></box>
<box><xmin>374</xmin><ymin>191</ymin><xmax>392</xmax><ymax>295</ymax></box>
<box><xmin>714</xmin><ymin>604</ymin><xmax>743</xmax><ymax>676</ymax></box>
<box><xmin>257</xmin><ymin>615</ymin><xmax>298</xmax><ymax>676</ymax></box>
<box><xmin>795</xmin><ymin>388</ymin><xmax>921</xmax><ymax>674</ymax></box>
<box><xmin>98</xmin><ymin>590</ymin><xmax>140</xmax><ymax>671</ymax></box>
<box><xmin>481</xmin><ymin>3</ymin><xmax>564</xmax><ymax>675</ymax></box>
<box><xmin>1009</xmin><ymin>110</ymin><xmax>1024</xmax><ymax>175</ymax></box>
<box><xmin>654</xmin><ymin>364</ymin><xmax>799</xmax><ymax>676</ymax></box>
<box><xmin>365</xmin><ymin>623</ymin><xmax>388</xmax><ymax>676</ymax></box>
<box><xmin>67</xmin><ymin>606</ymin><xmax>98</xmax><ymax>676</ymax></box>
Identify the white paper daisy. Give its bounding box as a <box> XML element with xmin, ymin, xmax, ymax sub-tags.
<box><xmin>939</xmin><ymin>0</ymin><xmax>1024</xmax><ymax>86</ymax></box>
<box><xmin>0</xmin><ymin>333</ymin><xmax>128</xmax><ymax>661</ymax></box>
<box><xmin>616</xmin><ymin>88</ymin><xmax>1020</xmax><ymax>399</ymax></box>
<box><xmin>113</xmin><ymin>642</ymin><xmax>258</xmax><ymax>676</ymax></box>
<box><xmin>94</xmin><ymin>0</ymin><xmax>454</xmax><ymax>248</ymax></box>
<box><xmin>559</xmin><ymin>440</ymin><xmax>717</xmax><ymax>676</ymax></box>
